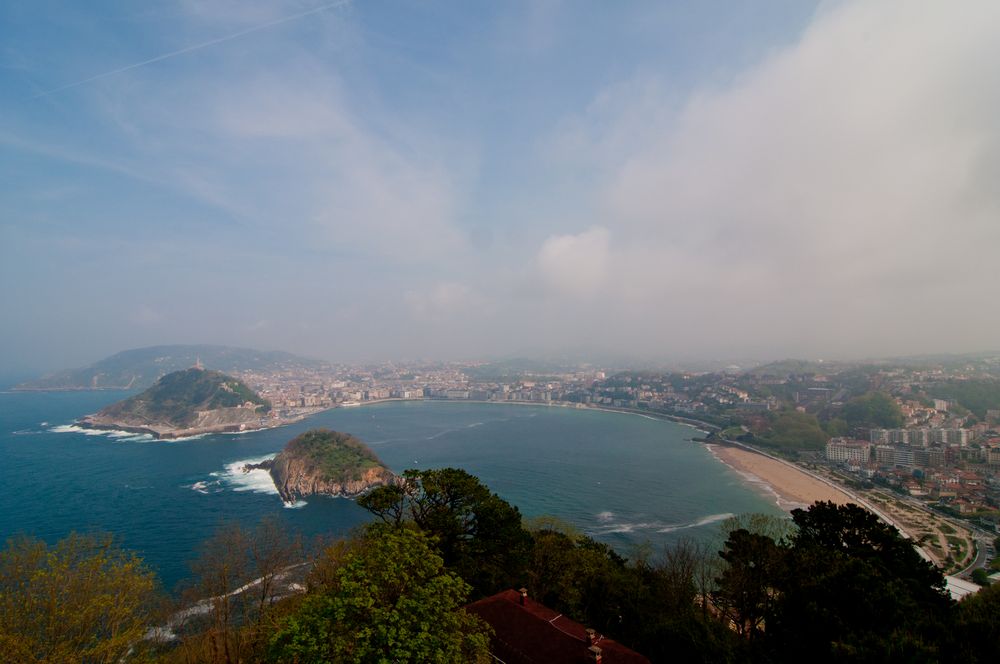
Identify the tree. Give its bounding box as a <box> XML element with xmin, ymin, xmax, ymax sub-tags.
<box><xmin>173</xmin><ymin>518</ymin><xmax>302</xmax><ymax>664</ymax></box>
<box><xmin>358</xmin><ymin>467</ymin><xmax>532</xmax><ymax>596</ymax></box>
<box><xmin>0</xmin><ymin>533</ymin><xmax>160</xmax><ymax>663</ymax></box>
<box><xmin>758</xmin><ymin>410</ymin><xmax>829</xmax><ymax>452</ymax></box>
<box><xmin>842</xmin><ymin>391</ymin><xmax>904</xmax><ymax>429</ymax></box>
<box><xmin>268</xmin><ymin>525</ymin><xmax>491</xmax><ymax>663</ymax></box>
<box><xmin>712</xmin><ymin>529</ymin><xmax>784</xmax><ymax>640</ymax></box>
<box><xmin>719</xmin><ymin>513</ymin><xmax>795</xmax><ymax>545</ymax></box>
<box><xmin>953</xmin><ymin>581</ymin><xmax>1000</xmax><ymax>663</ymax></box>
<box><xmin>767</xmin><ymin>502</ymin><xmax>952</xmax><ymax>661</ymax></box>
<box><xmin>971</xmin><ymin>568</ymin><xmax>992</xmax><ymax>586</ymax></box>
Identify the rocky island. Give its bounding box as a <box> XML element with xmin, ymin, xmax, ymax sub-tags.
<box><xmin>79</xmin><ymin>367</ymin><xmax>272</xmax><ymax>439</ymax></box>
<box><xmin>246</xmin><ymin>429</ymin><xmax>397</xmax><ymax>502</ymax></box>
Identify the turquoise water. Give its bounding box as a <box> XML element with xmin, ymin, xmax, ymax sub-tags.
<box><xmin>0</xmin><ymin>391</ymin><xmax>782</xmax><ymax>590</ymax></box>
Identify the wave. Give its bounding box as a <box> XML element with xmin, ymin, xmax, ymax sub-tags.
<box><xmin>210</xmin><ymin>454</ymin><xmax>279</xmax><ymax>495</ymax></box>
<box><xmin>658</xmin><ymin>512</ymin><xmax>734</xmax><ymax>533</ymax></box>
<box><xmin>593</xmin><ymin>521</ymin><xmax>667</xmax><ymax>534</ymax></box>
<box><xmin>591</xmin><ymin>512</ymin><xmax>736</xmax><ymax>536</ymax></box>
<box><xmin>49</xmin><ymin>424</ymin><xmax>156</xmax><ymax>442</ymax></box>
<box><xmin>188</xmin><ymin>480</ymin><xmax>216</xmax><ymax>495</ymax></box>
<box><xmin>283</xmin><ymin>499</ymin><xmax>308</xmax><ymax>509</ymax></box>
<box><xmin>167</xmin><ymin>433</ymin><xmax>209</xmax><ymax>442</ymax></box>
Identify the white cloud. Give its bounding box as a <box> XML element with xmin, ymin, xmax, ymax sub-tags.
<box><xmin>538</xmin><ymin>0</ymin><xmax>1000</xmax><ymax>357</ymax></box>
<box><xmin>537</xmin><ymin>227</ymin><xmax>609</xmax><ymax>298</ymax></box>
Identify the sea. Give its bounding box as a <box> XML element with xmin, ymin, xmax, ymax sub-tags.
<box><xmin>0</xmin><ymin>389</ymin><xmax>783</xmax><ymax>590</ymax></box>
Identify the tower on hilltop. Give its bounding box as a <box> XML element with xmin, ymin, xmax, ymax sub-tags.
<box><xmin>193</xmin><ymin>356</ymin><xmax>204</xmax><ymax>370</ymax></box>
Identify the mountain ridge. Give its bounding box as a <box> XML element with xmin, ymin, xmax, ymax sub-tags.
<box><xmin>15</xmin><ymin>345</ymin><xmax>321</xmax><ymax>391</ymax></box>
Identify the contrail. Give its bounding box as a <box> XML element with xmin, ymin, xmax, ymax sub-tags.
<box><xmin>30</xmin><ymin>0</ymin><xmax>350</xmax><ymax>99</ymax></box>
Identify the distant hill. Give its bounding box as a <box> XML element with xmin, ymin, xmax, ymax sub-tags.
<box><xmin>15</xmin><ymin>345</ymin><xmax>321</xmax><ymax>391</ymax></box>
<box><xmin>744</xmin><ymin>359</ymin><xmax>847</xmax><ymax>377</ymax></box>
<box><xmin>80</xmin><ymin>368</ymin><xmax>271</xmax><ymax>439</ymax></box>
<box><xmin>250</xmin><ymin>429</ymin><xmax>397</xmax><ymax>502</ymax></box>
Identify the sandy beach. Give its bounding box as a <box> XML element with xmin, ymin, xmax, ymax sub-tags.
<box><xmin>708</xmin><ymin>444</ymin><xmax>854</xmax><ymax>510</ymax></box>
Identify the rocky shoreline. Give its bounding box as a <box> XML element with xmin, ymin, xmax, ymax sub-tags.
<box><xmin>243</xmin><ymin>457</ymin><xmax>397</xmax><ymax>502</ymax></box>
<box><xmin>78</xmin><ymin>415</ymin><xmax>273</xmax><ymax>440</ymax></box>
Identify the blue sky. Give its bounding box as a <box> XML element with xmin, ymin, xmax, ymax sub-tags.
<box><xmin>3</xmin><ymin>1</ymin><xmax>999</xmax><ymax>372</ymax></box>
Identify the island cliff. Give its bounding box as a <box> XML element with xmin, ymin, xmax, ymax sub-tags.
<box><xmin>248</xmin><ymin>429</ymin><xmax>397</xmax><ymax>502</ymax></box>
<box><xmin>79</xmin><ymin>367</ymin><xmax>271</xmax><ymax>439</ymax></box>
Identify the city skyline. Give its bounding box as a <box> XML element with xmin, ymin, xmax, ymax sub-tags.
<box><xmin>4</xmin><ymin>0</ymin><xmax>1000</xmax><ymax>373</ymax></box>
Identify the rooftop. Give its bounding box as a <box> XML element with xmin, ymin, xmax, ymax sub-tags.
<box><xmin>466</xmin><ymin>589</ymin><xmax>650</xmax><ymax>664</ymax></box>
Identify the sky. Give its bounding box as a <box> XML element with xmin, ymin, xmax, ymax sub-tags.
<box><xmin>2</xmin><ymin>0</ymin><xmax>1000</xmax><ymax>372</ymax></box>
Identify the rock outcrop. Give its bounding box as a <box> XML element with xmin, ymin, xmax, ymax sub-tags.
<box><xmin>249</xmin><ymin>429</ymin><xmax>397</xmax><ymax>502</ymax></box>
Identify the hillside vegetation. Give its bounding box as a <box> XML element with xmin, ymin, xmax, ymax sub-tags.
<box><xmin>98</xmin><ymin>368</ymin><xmax>269</xmax><ymax>427</ymax></box>
<box><xmin>279</xmin><ymin>429</ymin><xmax>385</xmax><ymax>484</ymax></box>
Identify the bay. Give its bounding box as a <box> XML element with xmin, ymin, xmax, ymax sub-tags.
<box><xmin>0</xmin><ymin>390</ymin><xmax>783</xmax><ymax>590</ymax></box>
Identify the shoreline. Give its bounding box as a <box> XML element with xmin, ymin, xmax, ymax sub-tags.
<box><xmin>706</xmin><ymin>443</ymin><xmax>853</xmax><ymax>511</ymax></box>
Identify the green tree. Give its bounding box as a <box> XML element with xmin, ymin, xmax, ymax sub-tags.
<box><xmin>953</xmin><ymin>581</ymin><xmax>1000</xmax><ymax>662</ymax></box>
<box><xmin>767</xmin><ymin>502</ymin><xmax>952</xmax><ymax>662</ymax></box>
<box><xmin>842</xmin><ymin>391</ymin><xmax>904</xmax><ymax>429</ymax></box>
<box><xmin>971</xmin><ymin>567</ymin><xmax>992</xmax><ymax>586</ymax></box>
<box><xmin>0</xmin><ymin>533</ymin><xmax>160</xmax><ymax>663</ymax></box>
<box><xmin>268</xmin><ymin>525</ymin><xmax>491</xmax><ymax>663</ymax></box>
<box><xmin>719</xmin><ymin>513</ymin><xmax>796</xmax><ymax>545</ymax></box>
<box><xmin>712</xmin><ymin>529</ymin><xmax>784</xmax><ymax>641</ymax></box>
<box><xmin>758</xmin><ymin>410</ymin><xmax>828</xmax><ymax>452</ymax></box>
<box><xmin>358</xmin><ymin>467</ymin><xmax>531</xmax><ymax>596</ymax></box>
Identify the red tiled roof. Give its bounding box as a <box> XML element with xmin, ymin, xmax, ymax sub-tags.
<box><xmin>466</xmin><ymin>589</ymin><xmax>650</xmax><ymax>664</ymax></box>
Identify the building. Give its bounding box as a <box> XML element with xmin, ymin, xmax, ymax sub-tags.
<box><xmin>466</xmin><ymin>589</ymin><xmax>650</xmax><ymax>663</ymax></box>
<box><xmin>875</xmin><ymin>445</ymin><xmax>897</xmax><ymax>467</ymax></box>
<box><xmin>826</xmin><ymin>439</ymin><xmax>871</xmax><ymax>465</ymax></box>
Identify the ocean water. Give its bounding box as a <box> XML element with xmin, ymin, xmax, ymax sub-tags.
<box><xmin>0</xmin><ymin>391</ymin><xmax>782</xmax><ymax>590</ymax></box>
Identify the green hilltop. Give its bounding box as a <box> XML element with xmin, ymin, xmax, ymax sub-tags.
<box><xmin>97</xmin><ymin>368</ymin><xmax>270</xmax><ymax>429</ymax></box>
<box><xmin>279</xmin><ymin>429</ymin><xmax>386</xmax><ymax>485</ymax></box>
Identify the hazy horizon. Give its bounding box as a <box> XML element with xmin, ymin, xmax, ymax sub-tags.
<box><xmin>4</xmin><ymin>1</ymin><xmax>1000</xmax><ymax>373</ymax></box>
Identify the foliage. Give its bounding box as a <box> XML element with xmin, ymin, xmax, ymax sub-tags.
<box><xmin>268</xmin><ymin>525</ymin><xmax>491</xmax><ymax>663</ymax></box>
<box><xmin>823</xmin><ymin>416</ymin><xmax>849</xmax><ymax>437</ymax></box>
<box><xmin>713</xmin><ymin>529</ymin><xmax>783</xmax><ymax>640</ymax></box>
<box><xmin>928</xmin><ymin>379</ymin><xmax>1000</xmax><ymax>418</ymax></box>
<box><xmin>757</xmin><ymin>410</ymin><xmax>828</xmax><ymax>451</ymax></box>
<box><xmin>280</xmin><ymin>429</ymin><xmax>385</xmax><ymax>484</ymax></box>
<box><xmin>971</xmin><ymin>568</ymin><xmax>992</xmax><ymax>586</ymax></box>
<box><xmin>719</xmin><ymin>513</ymin><xmax>796</xmax><ymax>545</ymax></box>
<box><xmin>765</xmin><ymin>502</ymin><xmax>952</xmax><ymax>662</ymax></box>
<box><xmin>0</xmin><ymin>533</ymin><xmax>160</xmax><ymax>663</ymax></box>
<box><xmin>952</xmin><ymin>581</ymin><xmax>1000</xmax><ymax>663</ymax></box>
<box><xmin>524</xmin><ymin>528</ymin><xmax>734</xmax><ymax>663</ymax></box>
<box><xmin>841</xmin><ymin>391</ymin><xmax>904</xmax><ymax>428</ymax></box>
<box><xmin>358</xmin><ymin>467</ymin><xmax>532</xmax><ymax>597</ymax></box>
<box><xmin>170</xmin><ymin>518</ymin><xmax>303</xmax><ymax>664</ymax></box>
<box><xmin>101</xmin><ymin>368</ymin><xmax>270</xmax><ymax>426</ymax></box>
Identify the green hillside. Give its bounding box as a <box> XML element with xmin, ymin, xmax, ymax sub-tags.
<box><xmin>280</xmin><ymin>429</ymin><xmax>386</xmax><ymax>484</ymax></box>
<box><xmin>98</xmin><ymin>368</ymin><xmax>269</xmax><ymax>427</ymax></box>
